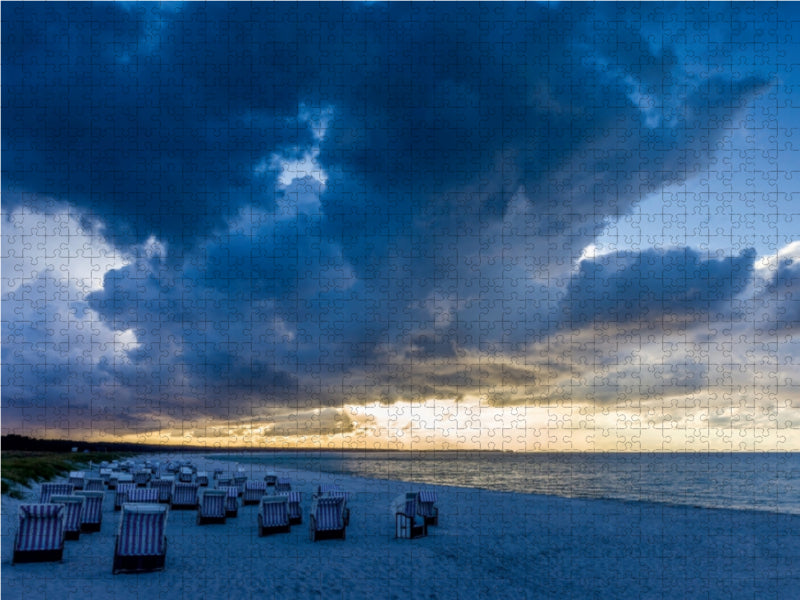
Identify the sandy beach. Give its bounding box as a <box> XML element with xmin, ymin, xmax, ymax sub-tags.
<box><xmin>2</xmin><ymin>453</ymin><xmax>799</xmax><ymax>600</ymax></box>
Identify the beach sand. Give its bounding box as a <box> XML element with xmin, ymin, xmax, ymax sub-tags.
<box><xmin>2</xmin><ymin>453</ymin><xmax>799</xmax><ymax>599</ymax></box>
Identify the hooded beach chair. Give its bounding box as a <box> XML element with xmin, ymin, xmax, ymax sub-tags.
<box><xmin>12</xmin><ymin>504</ymin><xmax>65</xmax><ymax>564</ymax></box>
<box><xmin>85</xmin><ymin>477</ymin><xmax>106</xmax><ymax>492</ymax></box>
<box><xmin>417</xmin><ymin>490</ymin><xmax>439</xmax><ymax>526</ymax></box>
<box><xmin>233</xmin><ymin>474</ymin><xmax>248</xmax><ymax>496</ymax></box>
<box><xmin>133</xmin><ymin>469</ymin><xmax>151</xmax><ymax>487</ymax></box>
<box><xmin>258</xmin><ymin>495</ymin><xmax>291</xmax><ymax>536</ymax></box>
<box><xmin>221</xmin><ymin>486</ymin><xmax>239</xmax><ymax>517</ymax></box>
<box><xmin>197</xmin><ymin>489</ymin><xmax>227</xmax><ymax>525</ymax></box>
<box><xmin>150</xmin><ymin>478</ymin><xmax>175</xmax><ymax>503</ymax></box>
<box><xmin>264</xmin><ymin>473</ymin><xmax>278</xmax><ymax>487</ymax></box>
<box><xmin>99</xmin><ymin>467</ymin><xmax>113</xmax><ymax>484</ymax></box>
<box><xmin>243</xmin><ymin>480</ymin><xmax>267</xmax><ymax>505</ymax></box>
<box><xmin>309</xmin><ymin>495</ymin><xmax>347</xmax><ymax>542</ymax></box>
<box><xmin>280</xmin><ymin>491</ymin><xmax>303</xmax><ymax>525</ymax></box>
<box><xmin>39</xmin><ymin>483</ymin><xmax>75</xmax><ymax>503</ymax></box>
<box><xmin>50</xmin><ymin>495</ymin><xmax>85</xmax><ymax>541</ymax></box>
<box><xmin>196</xmin><ymin>471</ymin><xmax>209</xmax><ymax>487</ymax></box>
<box><xmin>171</xmin><ymin>482</ymin><xmax>200</xmax><ymax>509</ymax></box>
<box><xmin>393</xmin><ymin>492</ymin><xmax>427</xmax><ymax>539</ymax></box>
<box><xmin>115</xmin><ymin>483</ymin><xmax>137</xmax><ymax>511</ymax></box>
<box><xmin>275</xmin><ymin>478</ymin><xmax>292</xmax><ymax>493</ymax></box>
<box><xmin>178</xmin><ymin>466</ymin><xmax>194</xmax><ymax>483</ymax></box>
<box><xmin>75</xmin><ymin>490</ymin><xmax>104</xmax><ymax>532</ymax></box>
<box><xmin>127</xmin><ymin>488</ymin><xmax>160</xmax><ymax>504</ymax></box>
<box><xmin>112</xmin><ymin>503</ymin><xmax>168</xmax><ymax>574</ymax></box>
<box><xmin>68</xmin><ymin>471</ymin><xmax>86</xmax><ymax>490</ymax></box>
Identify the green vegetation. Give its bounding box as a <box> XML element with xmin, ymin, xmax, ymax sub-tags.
<box><xmin>1</xmin><ymin>451</ymin><xmax>128</xmax><ymax>497</ymax></box>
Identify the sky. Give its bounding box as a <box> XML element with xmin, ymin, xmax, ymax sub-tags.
<box><xmin>3</xmin><ymin>2</ymin><xmax>800</xmax><ymax>451</ymax></box>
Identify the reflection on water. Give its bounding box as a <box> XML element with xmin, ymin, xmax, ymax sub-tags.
<box><xmin>209</xmin><ymin>451</ymin><xmax>800</xmax><ymax>514</ymax></box>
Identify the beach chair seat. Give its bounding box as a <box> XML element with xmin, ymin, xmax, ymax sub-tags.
<box><xmin>196</xmin><ymin>471</ymin><xmax>209</xmax><ymax>487</ymax></box>
<box><xmin>68</xmin><ymin>471</ymin><xmax>86</xmax><ymax>490</ymax></box>
<box><xmin>39</xmin><ymin>483</ymin><xmax>75</xmax><ymax>503</ymax></box>
<box><xmin>127</xmin><ymin>488</ymin><xmax>160</xmax><ymax>504</ymax></box>
<box><xmin>50</xmin><ymin>495</ymin><xmax>85</xmax><ymax>541</ymax></box>
<box><xmin>178</xmin><ymin>467</ymin><xmax>194</xmax><ymax>483</ymax></box>
<box><xmin>275</xmin><ymin>478</ymin><xmax>292</xmax><ymax>493</ymax></box>
<box><xmin>243</xmin><ymin>480</ymin><xmax>267</xmax><ymax>505</ymax></box>
<box><xmin>197</xmin><ymin>490</ymin><xmax>227</xmax><ymax>525</ymax></box>
<box><xmin>133</xmin><ymin>470</ymin><xmax>151</xmax><ymax>487</ymax></box>
<box><xmin>85</xmin><ymin>478</ymin><xmax>106</xmax><ymax>492</ymax></box>
<box><xmin>12</xmin><ymin>504</ymin><xmax>65</xmax><ymax>564</ymax></box>
<box><xmin>115</xmin><ymin>483</ymin><xmax>137</xmax><ymax>511</ymax></box>
<box><xmin>309</xmin><ymin>495</ymin><xmax>347</xmax><ymax>542</ymax></box>
<box><xmin>417</xmin><ymin>490</ymin><xmax>439</xmax><ymax>526</ymax></box>
<box><xmin>221</xmin><ymin>486</ymin><xmax>239</xmax><ymax>517</ymax></box>
<box><xmin>393</xmin><ymin>492</ymin><xmax>427</xmax><ymax>539</ymax></box>
<box><xmin>112</xmin><ymin>503</ymin><xmax>168</xmax><ymax>574</ymax></box>
<box><xmin>280</xmin><ymin>491</ymin><xmax>303</xmax><ymax>525</ymax></box>
<box><xmin>150</xmin><ymin>479</ymin><xmax>175</xmax><ymax>503</ymax></box>
<box><xmin>258</xmin><ymin>495</ymin><xmax>291</xmax><ymax>536</ymax></box>
<box><xmin>233</xmin><ymin>475</ymin><xmax>248</xmax><ymax>496</ymax></box>
<box><xmin>75</xmin><ymin>490</ymin><xmax>104</xmax><ymax>533</ymax></box>
<box><xmin>171</xmin><ymin>482</ymin><xmax>200</xmax><ymax>509</ymax></box>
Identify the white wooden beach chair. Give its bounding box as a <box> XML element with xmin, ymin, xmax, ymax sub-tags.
<box><xmin>171</xmin><ymin>482</ymin><xmax>200</xmax><ymax>509</ymax></box>
<box><xmin>112</xmin><ymin>503</ymin><xmax>168</xmax><ymax>574</ymax></box>
<box><xmin>393</xmin><ymin>492</ymin><xmax>427</xmax><ymax>539</ymax></box>
<box><xmin>150</xmin><ymin>478</ymin><xmax>175</xmax><ymax>503</ymax></box>
<box><xmin>39</xmin><ymin>483</ymin><xmax>75</xmax><ymax>503</ymax></box>
<box><xmin>75</xmin><ymin>490</ymin><xmax>104</xmax><ymax>532</ymax></box>
<box><xmin>258</xmin><ymin>495</ymin><xmax>291</xmax><ymax>536</ymax></box>
<box><xmin>115</xmin><ymin>483</ymin><xmax>137</xmax><ymax>511</ymax></box>
<box><xmin>50</xmin><ymin>494</ymin><xmax>85</xmax><ymax>541</ymax></box>
<box><xmin>197</xmin><ymin>489</ymin><xmax>227</xmax><ymax>525</ymax></box>
<box><xmin>279</xmin><ymin>491</ymin><xmax>303</xmax><ymax>525</ymax></box>
<box><xmin>68</xmin><ymin>471</ymin><xmax>86</xmax><ymax>490</ymax></box>
<box><xmin>127</xmin><ymin>488</ymin><xmax>160</xmax><ymax>504</ymax></box>
<box><xmin>309</xmin><ymin>495</ymin><xmax>347</xmax><ymax>542</ymax></box>
<box><xmin>417</xmin><ymin>490</ymin><xmax>439</xmax><ymax>526</ymax></box>
<box><xmin>243</xmin><ymin>480</ymin><xmax>267</xmax><ymax>505</ymax></box>
<box><xmin>12</xmin><ymin>504</ymin><xmax>66</xmax><ymax>564</ymax></box>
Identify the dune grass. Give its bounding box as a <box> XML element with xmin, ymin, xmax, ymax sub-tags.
<box><xmin>1</xmin><ymin>451</ymin><xmax>127</xmax><ymax>498</ymax></box>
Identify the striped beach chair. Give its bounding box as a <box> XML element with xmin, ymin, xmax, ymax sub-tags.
<box><xmin>112</xmin><ymin>503</ymin><xmax>168</xmax><ymax>574</ymax></box>
<box><xmin>115</xmin><ymin>483</ymin><xmax>137</xmax><ymax>511</ymax></box>
<box><xmin>221</xmin><ymin>486</ymin><xmax>239</xmax><ymax>517</ymax></box>
<box><xmin>12</xmin><ymin>504</ymin><xmax>65</xmax><ymax>564</ymax></box>
<box><xmin>280</xmin><ymin>491</ymin><xmax>303</xmax><ymax>525</ymax></box>
<box><xmin>197</xmin><ymin>490</ymin><xmax>227</xmax><ymax>525</ymax></box>
<box><xmin>150</xmin><ymin>479</ymin><xmax>175</xmax><ymax>504</ymax></box>
<box><xmin>309</xmin><ymin>495</ymin><xmax>347</xmax><ymax>542</ymax></box>
<box><xmin>393</xmin><ymin>492</ymin><xmax>427</xmax><ymax>539</ymax></box>
<box><xmin>417</xmin><ymin>490</ymin><xmax>439</xmax><ymax>526</ymax></box>
<box><xmin>171</xmin><ymin>482</ymin><xmax>200</xmax><ymax>509</ymax></box>
<box><xmin>127</xmin><ymin>488</ymin><xmax>160</xmax><ymax>504</ymax></box>
<box><xmin>133</xmin><ymin>469</ymin><xmax>151</xmax><ymax>487</ymax></box>
<box><xmin>213</xmin><ymin>469</ymin><xmax>224</xmax><ymax>480</ymax></box>
<box><xmin>275</xmin><ymin>478</ymin><xmax>292</xmax><ymax>493</ymax></box>
<box><xmin>75</xmin><ymin>490</ymin><xmax>104</xmax><ymax>532</ymax></box>
<box><xmin>50</xmin><ymin>495</ymin><xmax>85</xmax><ymax>541</ymax></box>
<box><xmin>99</xmin><ymin>467</ymin><xmax>113</xmax><ymax>484</ymax></box>
<box><xmin>264</xmin><ymin>473</ymin><xmax>278</xmax><ymax>487</ymax></box>
<box><xmin>233</xmin><ymin>475</ymin><xmax>248</xmax><ymax>497</ymax></box>
<box><xmin>39</xmin><ymin>483</ymin><xmax>75</xmax><ymax>503</ymax></box>
<box><xmin>258</xmin><ymin>495</ymin><xmax>291</xmax><ymax>536</ymax></box>
<box><xmin>68</xmin><ymin>471</ymin><xmax>86</xmax><ymax>490</ymax></box>
<box><xmin>178</xmin><ymin>466</ymin><xmax>194</xmax><ymax>483</ymax></box>
<box><xmin>85</xmin><ymin>478</ymin><xmax>106</xmax><ymax>492</ymax></box>
<box><xmin>243</xmin><ymin>480</ymin><xmax>267</xmax><ymax>506</ymax></box>
<box><xmin>195</xmin><ymin>471</ymin><xmax>209</xmax><ymax>487</ymax></box>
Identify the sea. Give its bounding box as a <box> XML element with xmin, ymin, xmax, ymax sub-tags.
<box><xmin>208</xmin><ymin>451</ymin><xmax>800</xmax><ymax>515</ymax></box>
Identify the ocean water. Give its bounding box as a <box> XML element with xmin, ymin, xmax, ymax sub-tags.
<box><xmin>209</xmin><ymin>451</ymin><xmax>800</xmax><ymax>515</ymax></box>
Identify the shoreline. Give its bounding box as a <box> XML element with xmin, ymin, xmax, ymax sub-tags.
<box><xmin>3</xmin><ymin>453</ymin><xmax>799</xmax><ymax>599</ymax></box>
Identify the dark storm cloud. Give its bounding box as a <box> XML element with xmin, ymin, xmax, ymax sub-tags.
<box><xmin>561</xmin><ymin>248</ymin><xmax>756</xmax><ymax>327</ymax></box>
